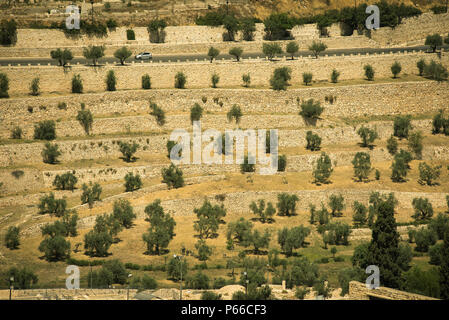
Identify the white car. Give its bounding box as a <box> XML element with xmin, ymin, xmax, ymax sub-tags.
<box><xmin>135</xmin><ymin>52</ymin><xmax>152</xmax><ymax>60</ymax></box>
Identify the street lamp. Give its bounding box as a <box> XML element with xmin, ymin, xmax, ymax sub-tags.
<box><xmin>243</xmin><ymin>270</ymin><xmax>248</xmax><ymax>296</ymax></box>
<box><xmin>127</xmin><ymin>273</ymin><xmax>133</xmax><ymax>300</ymax></box>
<box><xmin>90</xmin><ymin>0</ymin><xmax>95</xmax><ymax>24</ymax></box>
<box><xmin>174</xmin><ymin>254</ymin><xmax>183</xmax><ymax>300</ymax></box>
<box><xmin>9</xmin><ymin>276</ymin><xmax>14</xmax><ymax>300</ymax></box>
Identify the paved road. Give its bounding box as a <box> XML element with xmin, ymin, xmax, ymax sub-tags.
<box><xmin>0</xmin><ymin>45</ymin><xmax>448</xmax><ymax>66</ymax></box>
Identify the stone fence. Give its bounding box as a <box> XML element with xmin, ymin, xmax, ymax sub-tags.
<box><xmin>348</xmin><ymin>281</ymin><xmax>438</xmax><ymax>300</ymax></box>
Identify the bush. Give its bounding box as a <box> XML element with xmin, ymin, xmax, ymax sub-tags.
<box><xmin>328</xmin><ymin>194</ymin><xmax>345</xmax><ymax>217</ymax></box>
<box><xmin>126</xmin><ymin>29</ymin><xmax>135</xmax><ymax>40</ymax></box>
<box><xmin>10</xmin><ymin>126</ymin><xmax>22</xmax><ymax>139</ymax></box>
<box><xmin>432</xmin><ymin>109</ymin><xmax>445</xmax><ymax>134</ymax></box>
<box><xmin>50</xmin><ymin>48</ymin><xmax>73</xmax><ymax>67</ymax></box>
<box><xmin>105</xmin><ymin>70</ymin><xmax>116</xmax><ymax>91</ymax></box>
<box><xmin>0</xmin><ymin>19</ymin><xmax>17</xmax><ymax>45</ymax></box>
<box><xmin>313</xmin><ymin>152</ymin><xmax>333</xmax><ymax>184</ymax></box>
<box><xmin>390</xmin><ymin>153</ymin><xmax>409</xmax><ymax>182</ymax></box>
<box><xmin>201</xmin><ymin>291</ymin><xmax>221</xmax><ymax>300</ymax></box>
<box><xmin>357</xmin><ymin>125</ymin><xmax>378</xmax><ymax>148</ymax></box>
<box><xmin>302</xmin><ymin>72</ymin><xmax>313</xmax><ymax>86</ymax></box>
<box><xmin>431</xmin><ymin>6</ymin><xmax>448</xmax><ymax>14</ymax></box>
<box><xmin>412</xmin><ymin>198</ymin><xmax>434</xmax><ymax>221</ymax></box>
<box><xmin>394</xmin><ymin>115</ymin><xmax>412</xmax><ymax>139</ymax></box>
<box><xmin>149</xmin><ymin>102</ymin><xmax>165</xmax><ymax>126</ymax></box>
<box><xmin>241</xmin><ymin>18</ymin><xmax>256</xmax><ymax>41</ymax></box>
<box><xmin>148</xmin><ymin>19</ymin><xmax>167</xmax><ymax>43</ymax></box>
<box><xmin>278</xmin><ymin>154</ymin><xmax>287</xmax><ymax>172</ymax></box>
<box><xmin>0</xmin><ymin>73</ymin><xmax>9</xmax><ymax>98</ymax></box>
<box><xmin>242</xmin><ymin>73</ymin><xmax>251</xmax><ymax>87</ymax></box>
<box><xmin>186</xmin><ymin>271</ymin><xmax>210</xmax><ymax>289</ymax></box>
<box><xmin>124</xmin><ymin>172</ymin><xmax>142</xmax><ymax>192</ymax></box>
<box><xmin>112</xmin><ymin>199</ymin><xmax>136</xmax><ymax>228</ymax></box>
<box><xmin>42</xmin><ymin>142</ymin><xmax>61</xmax><ymax>164</ymax></box>
<box><xmin>250</xmin><ymin>199</ymin><xmax>276</xmax><ymax>223</ymax></box>
<box><xmin>364</xmin><ymin>64</ymin><xmax>375</xmax><ymax>80</ymax></box>
<box><xmin>429</xmin><ymin>213</ymin><xmax>449</xmax><ymax>240</ymax></box>
<box><xmin>167</xmin><ymin>257</ymin><xmax>188</xmax><ymax>281</ymax></box>
<box><xmin>429</xmin><ymin>243</ymin><xmax>443</xmax><ymax>265</ymax></box>
<box><xmin>53</xmin><ymin>172</ymin><xmax>77</xmax><ymax>190</ymax></box>
<box><xmin>81</xmin><ymin>182</ymin><xmax>102</xmax><ymax>208</ymax></box>
<box><xmin>76</xmin><ymin>104</ymin><xmax>93</xmax><ymax>135</ymax></box>
<box><xmin>390</xmin><ymin>61</ymin><xmax>402</xmax><ymax>78</ymax></box>
<box><xmin>195</xmin><ymin>239</ymin><xmax>213</xmax><ymax>261</ymax></box>
<box><xmin>141</xmin><ymin>74</ymin><xmax>151</xmax><ymax>89</ymax></box>
<box><xmin>83</xmin><ymin>45</ymin><xmax>105</xmax><ymax>66</ymax></box>
<box><xmin>207</xmin><ymin>46</ymin><xmax>220</xmax><ymax>62</ymax></box>
<box><xmin>175</xmin><ymin>72</ymin><xmax>187</xmax><ymax>89</ymax></box>
<box><xmin>286</xmin><ymin>41</ymin><xmax>299</xmax><ymax>59</ymax></box>
<box><xmin>326</xmin><ymin>222</ymin><xmax>351</xmax><ymax>245</ymax></box>
<box><xmin>223</xmin><ymin>15</ymin><xmax>240</xmax><ymax>41</ymax></box>
<box><xmin>29</xmin><ymin>77</ymin><xmax>40</xmax><ymax>96</ymax></box>
<box><xmin>352</xmin><ymin>201</ymin><xmax>368</xmax><ymax>227</ymax></box>
<box><xmin>299</xmin><ymin>99</ymin><xmax>323</xmax><ymax>120</ymax></box>
<box><xmin>423</xmin><ymin>60</ymin><xmax>448</xmax><ymax>82</ymax></box>
<box><xmin>417</xmin><ymin>58</ymin><xmax>426</xmax><ymax>76</ymax></box>
<box><xmin>240</xmin><ymin>155</ymin><xmax>256</xmax><ymax>173</ymax></box>
<box><xmin>278</xmin><ymin>226</ymin><xmax>310</xmax><ymax>256</ymax></box>
<box><xmin>414</xmin><ymin>228</ymin><xmax>437</xmax><ymax>252</ymax></box>
<box><xmin>308</xmin><ymin>40</ymin><xmax>327</xmax><ymax>58</ymax></box>
<box><xmin>425</xmin><ymin>34</ymin><xmax>443</xmax><ymax>52</ymax></box>
<box><xmin>190</xmin><ymin>103</ymin><xmax>203</xmax><ymax>123</ymax></box>
<box><xmin>113</xmin><ymin>46</ymin><xmax>132</xmax><ymax>65</ymax></box>
<box><xmin>5</xmin><ymin>226</ymin><xmax>20</xmax><ymax>249</ymax></box>
<box><xmin>162</xmin><ymin>164</ymin><xmax>184</xmax><ymax>189</ymax></box>
<box><xmin>306</xmin><ymin>131</ymin><xmax>322</xmax><ymax>151</ymax></box>
<box><xmin>34</xmin><ymin>120</ymin><xmax>56</xmax><ymax>140</ymax></box>
<box><xmin>386</xmin><ymin>135</ymin><xmax>398</xmax><ymax>155</ymax></box>
<box><xmin>118</xmin><ymin>141</ymin><xmax>139</xmax><ymax>162</ymax></box>
<box><xmin>270</xmin><ymin>66</ymin><xmax>291</xmax><ymax>90</ymax></box>
<box><xmin>72</xmin><ymin>74</ymin><xmax>83</xmax><ymax>93</ymax></box>
<box><xmin>227</xmin><ymin>104</ymin><xmax>243</xmax><ymax>124</ymax></box>
<box><xmin>331</xmin><ymin>69</ymin><xmax>340</xmax><ymax>83</ymax></box>
<box><xmin>229</xmin><ymin>47</ymin><xmax>243</xmax><ymax>61</ymax></box>
<box><xmin>211</xmin><ymin>73</ymin><xmax>220</xmax><ymax>88</ymax></box>
<box><xmin>277</xmin><ymin>193</ymin><xmax>299</xmax><ymax>217</ymax></box>
<box><xmin>408</xmin><ymin>131</ymin><xmax>423</xmax><ymax>159</ymax></box>
<box><xmin>418</xmin><ymin>162</ymin><xmax>441</xmax><ymax>186</ymax></box>
<box><xmin>263</xmin><ymin>42</ymin><xmax>283</xmax><ymax>61</ymax></box>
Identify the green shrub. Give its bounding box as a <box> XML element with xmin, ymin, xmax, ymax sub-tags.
<box><xmin>201</xmin><ymin>291</ymin><xmax>221</xmax><ymax>300</ymax></box>
<box><xmin>162</xmin><ymin>164</ymin><xmax>184</xmax><ymax>189</ymax></box>
<box><xmin>149</xmin><ymin>102</ymin><xmax>165</xmax><ymax>126</ymax></box>
<box><xmin>263</xmin><ymin>42</ymin><xmax>283</xmax><ymax>60</ymax></box>
<box><xmin>5</xmin><ymin>226</ymin><xmax>20</xmax><ymax>249</ymax></box>
<box><xmin>305</xmin><ymin>131</ymin><xmax>321</xmax><ymax>151</ymax></box>
<box><xmin>229</xmin><ymin>47</ymin><xmax>243</xmax><ymax>61</ymax></box>
<box><xmin>423</xmin><ymin>60</ymin><xmax>448</xmax><ymax>82</ymax></box>
<box><xmin>357</xmin><ymin>125</ymin><xmax>378</xmax><ymax>148</ymax></box>
<box><xmin>425</xmin><ymin>33</ymin><xmax>443</xmax><ymax>52</ymax></box>
<box><xmin>313</xmin><ymin>152</ymin><xmax>333</xmax><ymax>184</ymax></box>
<box><xmin>50</xmin><ymin>48</ymin><xmax>73</xmax><ymax>67</ymax></box>
<box><xmin>190</xmin><ymin>103</ymin><xmax>203</xmax><ymax>123</ymax></box>
<box><xmin>83</xmin><ymin>45</ymin><xmax>105</xmax><ymax>66</ymax></box>
<box><xmin>124</xmin><ymin>172</ymin><xmax>142</xmax><ymax>192</ymax></box>
<box><xmin>391</xmin><ymin>61</ymin><xmax>402</xmax><ymax>78</ymax></box>
<box><xmin>227</xmin><ymin>104</ymin><xmax>243</xmax><ymax>124</ymax></box>
<box><xmin>10</xmin><ymin>126</ymin><xmax>22</xmax><ymax>139</ymax></box>
<box><xmin>364</xmin><ymin>64</ymin><xmax>375</xmax><ymax>80</ymax></box>
<box><xmin>276</xmin><ymin>193</ymin><xmax>299</xmax><ymax>217</ymax></box>
<box><xmin>242</xmin><ymin>73</ymin><xmax>251</xmax><ymax>87</ymax></box>
<box><xmin>302</xmin><ymin>72</ymin><xmax>313</xmax><ymax>86</ymax></box>
<box><xmin>386</xmin><ymin>135</ymin><xmax>398</xmax><ymax>155</ymax></box>
<box><xmin>0</xmin><ymin>19</ymin><xmax>18</xmax><ymax>45</ymax></box>
<box><xmin>278</xmin><ymin>154</ymin><xmax>287</xmax><ymax>172</ymax></box>
<box><xmin>240</xmin><ymin>155</ymin><xmax>256</xmax><ymax>173</ymax></box>
<box><xmin>211</xmin><ymin>73</ymin><xmax>220</xmax><ymax>88</ymax></box>
<box><xmin>76</xmin><ymin>104</ymin><xmax>93</xmax><ymax>135</ymax></box>
<box><xmin>72</xmin><ymin>74</ymin><xmax>83</xmax><ymax>93</ymax></box>
<box><xmin>34</xmin><ymin>120</ymin><xmax>56</xmax><ymax>140</ymax></box>
<box><xmin>42</xmin><ymin>142</ymin><xmax>61</xmax><ymax>164</ymax></box>
<box><xmin>105</xmin><ymin>70</ymin><xmax>116</xmax><ymax>91</ymax></box>
<box><xmin>112</xmin><ymin>199</ymin><xmax>136</xmax><ymax>228</ymax></box>
<box><xmin>286</xmin><ymin>41</ymin><xmax>299</xmax><ymax>59</ymax></box>
<box><xmin>393</xmin><ymin>115</ymin><xmax>412</xmax><ymax>139</ymax></box>
<box><xmin>38</xmin><ymin>193</ymin><xmax>67</xmax><ymax>217</ymax></box>
<box><xmin>207</xmin><ymin>46</ymin><xmax>220</xmax><ymax>62</ymax></box>
<box><xmin>308</xmin><ymin>40</ymin><xmax>327</xmax><ymax>58</ymax></box>
<box><xmin>432</xmin><ymin>109</ymin><xmax>445</xmax><ymax>134</ymax></box>
<box><xmin>175</xmin><ymin>72</ymin><xmax>187</xmax><ymax>88</ymax></box>
<box><xmin>141</xmin><ymin>74</ymin><xmax>151</xmax><ymax>89</ymax></box>
<box><xmin>106</xmin><ymin>17</ymin><xmax>116</xmax><ymax>29</ymax></box>
<box><xmin>148</xmin><ymin>19</ymin><xmax>167</xmax><ymax>43</ymax></box>
<box><xmin>414</xmin><ymin>228</ymin><xmax>437</xmax><ymax>252</ymax></box>
<box><xmin>417</xmin><ymin>58</ymin><xmax>426</xmax><ymax>76</ymax></box>
<box><xmin>412</xmin><ymin>197</ymin><xmax>434</xmax><ymax>221</ymax></box>
<box><xmin>352</xmin><ymin>201</ymin><xmax>368</xmax><ymax>227</ymax></box>
<box><xmin>81</xmin><ymin>182</ymin><xmax>102</xmax><ymax>208</ymax></box>
<box><xmin>270</xmin><ymin>66</ymin><xmax>291</xmax><ymax>90</ymax></box>
<box><xmin>299</xmin><ymin>99</ymin><xmax>323</xmax><ymax>120</ymax></box>
<box><xmin>330</xmin><ymin>69</ymin><xmax>340</xmax><ymax>83</ymax></box>
<box><xmin>0</xmin><ymin>73</ymin><xmax>9</xmax><ymax>98</ymax></box>
<box><xmin>113</xmin><ymin>46</ymin><xmax>132</xmax><ymax>65</ymax></box>
<box><xmin>53</xmin><ymin>172</ymin><xmax>77</xmax><ymax>190</ymax></box>
<box><xmin>118</xmin><ymin>141</ymin><xmax>139</xmax><ymax>162</ymax></box>
<box><xmin>241</xmin><ymin>17</ymin><xmax>256</xmax><ymax>41</ymax></box>
<box><xmin>408</xmin><ymin>131</ymin><xmax>423</xmax><ymax>159</ymax></box>
<box><xmin>126</xmin><ymin>29</ymin><xmax>135</xmax><ymax>40</ymax></box>
<box><xmin>29</xmin><ymin>77</ymin><xmax>40</xmax><ymax>96</ymax></box>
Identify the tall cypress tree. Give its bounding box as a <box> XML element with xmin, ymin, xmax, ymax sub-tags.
<box><xmin>439</xmin><ymin>232</ymin><xmax>449</xmax><ymax>299</ymax></box>
<box><xmin>366</xmin><ymin>194</ymin><xmax>402</xmax><ymax>289</ymax></box>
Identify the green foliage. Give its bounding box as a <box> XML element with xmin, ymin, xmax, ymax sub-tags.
<box><xmin>126</xmin><ymin>28</ymin><xmax>135</xmax><ymax>40</ymax></box>
<box><xmin>417</xmin><ymin>58</ymin><xmax>426</xmax><ymax>76</ymax></box>
<box><xmin>29</xmin><ymin>77</ymin><xmax>40</xmax><ymax>96</ymax></box>
<box><xmin>149</xmin><ymin>102</ymin><xmax>166</xmax><ymax>126</ymax></box>
<box><xmin>118</xmin><ymin>141</ymin><xmax>139</xmax><ymax>162</ymax></box>
<box><xmin>391</xmin><ymin>154</ymin><xmax>409</xmax><ymax>182</ymax></box>
<box><xmin>331</xmin><ymin>69</ymin><xmax>340</xmax><ymax>83</ymax></box>
<box><xmin>430</xmin><ymin>6</ymin><xmax>448</xmax><ymax>14</ymax></box>
<box><xmin>357</xmin><ymin>125</ymin><xmax>378</xmax><ymax>148</ymax></box>
<box><xmin>174</xmin><ymin>71</ymin><xmax>187</xmax><ymax>89</ymax></box>
<box><xmin>278</xmin><ymin>226</ymin><xmax>310</xmax><ymax>256</ymax></box>
<box><xmin>105</xmin><ymin>70</ymin><xmax>116</xmax><ymax>91</ymax></box>
<box><xmin>131</xmin><ymin>274</ymin><xmax>158</xmax><ymax>290</ymax></box>
<box><xmin>313</xmin><ymin>152</ymin><xmax>333</xmax><ymax>184</ymax></box>
<box><xmin>241</xmin><ymin>17</ymin><xmax>256</xmax><ymax>41</ymax></box>
<box><xmin>201</xmin><ymin>291</ymin><xmax>221</xmax><ymax>300</ymax></box>
<box><xmin>429</xmin><ymin>213</ymin><xmax>449</xmax><ymax>240</ymax></box>
<box><xmin>394</xmin><ymin>115</ymin><xmax>412</xmax><ymax>139</ymax></box>
<box><xmin>285</xmin><ymin>257</ymin><xmax>319</xmax><ymax>288</ymax></box>
<box><xmin>194</xmin><ymin>199</ymin><xmax>226</xmax><ymax>239</ymax></box>
<box><xmin>226</xmin><ymin>218</ymin><xmax>253</xmax><ymax>249</ymax></box>
<box><xmin>143</xmin><ymin>199</ymin><xmax>176</xmax><ymax>255</ymax></box>
<box><xmin>5</xmin><ymin>226</ymin><xmax>20</xmax><ymax>249</ymax></box>
<box><xmin>277</xmin><ymin>193</ymin><xmax>299</xmax><ymax>216</ymax></box>
<box><xmin>278</xmin><ymin>154</ymin><xmax>287</xmax><ymax>172</ymax></box>
<box><xmin>408</xmin><ymin>131</ymin><xmax>423</xmax><ymax>159</ymax></box>
<box><xmin>391</xmin><ymin>61</ymin><xmax>402</xmax><ymax>78</ymax></box>
<box><xmin>325</xmin><ymin>222</ymin><xmax>351</xmax><ymax>245</ymax></box>
<box><xmin>229</xmin><ymin>47</ymin><xmax>243</xmax><ymax>61</ymax></box>
<box><xmin>263</xmin><ymin>42</ymin><xmax>283</xmax><ymax>60</ymax></box>
<box><xmin>6</xmin><ymin>267</ymin><xmax>38</xmax><ymax>289</ymax></box>
<box><xmin>148</xmin><ymin>19</ymin><xmax>167</xmax><ymax>43</ymax></box>
<box><xmin>402</xmin><ymin>266</ymin><xmax>440</xmax><ymax>298</ymax></box>
<box><xmin>263</xmin><ymin>13</ymin><xmax>294</xmax><ymax>40</ymax></box>
<box><xmin>412</xmin><ymin>197</ymin><xmax>434</xmax><ymax>221</ymax></box>
<box><xmin>38</xmin><ymin>192</ymin><xmax>67</xmax><ymax>217</ymax></box>
<box><xmin>207</xmin><ymin>46</ymin><xmax>220</xmax><ymax>62</ymax></box>
<box><xmin>83</xmin><ymin>45</ymin><xmax>105</xmax><ymax>66</ymax></box>
<box><xmin>167</xmin><ymin>256</ymin><xmax>188</xmax><ymax>281</ymax></box>
<box><xmin>71</xmin><ymin>74</ymin><xmax>83</xmax><ymax>93</ymax></box>
<box><xmin>302</xmin><ymin>72</ymin><xmax>313</xmax><ymax>86</ymax></box>
<box><xmin>227</xmin><ymin>104</ymin><xmax>243</xmax><ymax>123</ymax></box>
<box><xmin>270</xmin><ymin>66</ymin><xmax>291</xmax><ymax>90</ymax></box>
<box><xmin>429</xmin><ymin>243</ymin><xmax>443</xmax><ymax>265</ymax></box>
<box><xmin>53</xmin><ymin>172</ymin><xmax>77</xmax><ymax>190</ymax></box>
<box><xmin>39</xmin><ymin>234</ymin><xmax>70</xmax><ymax>261</ymax></box>
<box><xmin>425</xmin><ymin>34</ymin><xmax>443</xmax><ymax>52</ymax></box>
<box><xmin>195</xmin><ymin>239</ymin><xmax>213</xmax><ymax>261</ymax></box>
<box><xmin>161</xmin><ymin>163</ymin><xmax>184</xmax><ymax>189</ymax></box>
<box><xmin>0</xmin><ymin>19</ymin><xmax>17</xmax><ymax>45</ymax></box>
<box><xmin>34</xmin><ymin>120</ymin><xmax>56</xmax><ymax>140</ymax></box>
<box><xmin>242</xmin><ymin>73</ymin><xmax>251</xmax><ymax>87</ymax></box>
<box><xmin>250</xmin><ymin>199</ymin><xmax>276</xmax><ymax>223</ymax></box>
<box><xmin>305</xmin><ymin>131</ymin><xmax>322</xmax><ymax>151</ymax></box>
<box><xmin>240</xmin><ymin>155</ymin><xmax>255</xmax><ymax>173</ymax></box>
<box><xmin>299</xmin><ymin>99</ymin><xmax>324</xmax><ymax>120</ymax></box>
<box><xmin>352</xmin><ymin>152</ymin><xmax>372</xmax><ymax>181</ymax></box>
<box><xmin>328</xmin><ymin>194</ymin><xmax>345</xmax><ymax>217</ymax></box>
<box><xmin>432</xmin><ymin>109</ymin><xmax>446</xmax><ymax>134</ymax></box>
<box><xmin>76</xmin><ymin>104</ymin><xmax>93</xmax><ymax>135</ymax></box>
<box><xmin>338</xmin><ymin>267</ymin><xmax>364</xmax><ymax>296</ymax></box>
<box><xmin>414</xmin><ymin>227</ymin><xmax>437</xmax><ymax>252</ymax></box>
<box><xmin>440</xmin><ymin>232</ymin><xmax>449</xmax><ymax>299</ymax></box>
<box><xmin>10</xmin><ymin>126</ymin><xmax>22</xmax><ymax>139</ymax></box>
<box><xmin>211</xmin><ymin>73</ymin><xmax>220</xmax><ymax>88</ymax></box>
<box><xmin>0</xmin><ymin>72</ymin><xmax>8</xmax><ymax>98</ymax></box>
<box><xmin>223</xmin><ymin>15</ymin><xmax>240</xmax><ymax>41</ymax></box>
<box><xmin>124</xmin><ymin>172</ymin><xmax>142</xmax><ymax>192</ymax></box>
<box><xmin>42</xmin><ymin>142</ymin><xmax>61</xmax><ymax>164</ymax></box>
<box><xmin>418</xmin><ymin>162</ymin><xmax>441</xmax><ymax>186</ymax></box>
<box><xmin>141</xmin><ymin>74</ymin><xmax>151</xmax><ymax>89</ymax></box>
<box><xmin>386</xmin><ymin>135</ymin><xmax>398</xmax><ymax>155</ymax></box>
<box><xmin>308</xmin><ymin>40</ymin><xmax>327</xmax><ymax>58</ymax></box>
<box><xmin>363</xmin><ymin>64</ymin><xmax>375</xmax><ymax>81</ymax></box>
<box><xmin>423</xmin><ymin>60</ymin><xmax>449</xmax><ymax>82</ymax></box>
<box><xmin>112</xmin><ymin>199</ymin><xmax>136</xmax><ymax>228</ymax></box>
<box><xmin>352</xmin><ymin>201</ymin><xmax>368</xmax><ymax>227</ymax></box>
<box><xmin>93</xmin><ymin>213</ymin><xmax>122</xmax><ymax>242</ymax></box>
<box><xmin>81</xmin><ymin>182</ymin><xmax>102</xmax><ymax>208</ymax></box>
<box><xmin>114</xmin><ymin>46</ymin><xmax>132</xmax><ymax>65</ymax></box>
<box><xmin>186</xmin><ymin>271</ymin><xmax>210</xmax><ymax>289</ymax></box>
<box><xmin>50</xmin><ymin>48</ymin><xmax>73</xmax><ymax>67</ymax></box>
<box><xmin>286</xmin><ymin>41</ymin><xmax>299</xmax><ymax>59</ymax></box>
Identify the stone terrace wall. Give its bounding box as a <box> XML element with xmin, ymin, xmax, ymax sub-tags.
<box><xmin>0</xmin><ymin>288</ymin><xmax>138</xmax><ymax>300</ymax></box>
<box><xmin>1</xmin><ymin>82</ymin><xmax>447</xmax><ymax>123</ymax></box>
<box><xmin>1</xmin><ymin>51</ymin><xmax>447</xmax><ymax>95</ymax></box>
<box><xmin>348</xmin><ymin>281</ymin><xmax>437</xmax><ymax>300</ymax></box>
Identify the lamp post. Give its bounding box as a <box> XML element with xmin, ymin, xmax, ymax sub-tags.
<box><xmin>90</xmin><ymin>0</ymin><xmax>94</xmax><ymax>24</ymax></box>
<box><xmin>9</xmin><ymin>276</ymin><xmax>14</xmax><ymax>301</ymax></box>
<box><xmin>174</xmin><ymin>254</ymin><xmax>183</xmax><ymax>300</ymax></box>
<box><xmin>127</xmin><ymin>273</ymin><xmax>133</xmax><ymax>300</ymax></box>
<box><xmin>243</xmin><ymin>270</ymin><xmax>248</xmax><ymax>296</ymax></box>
